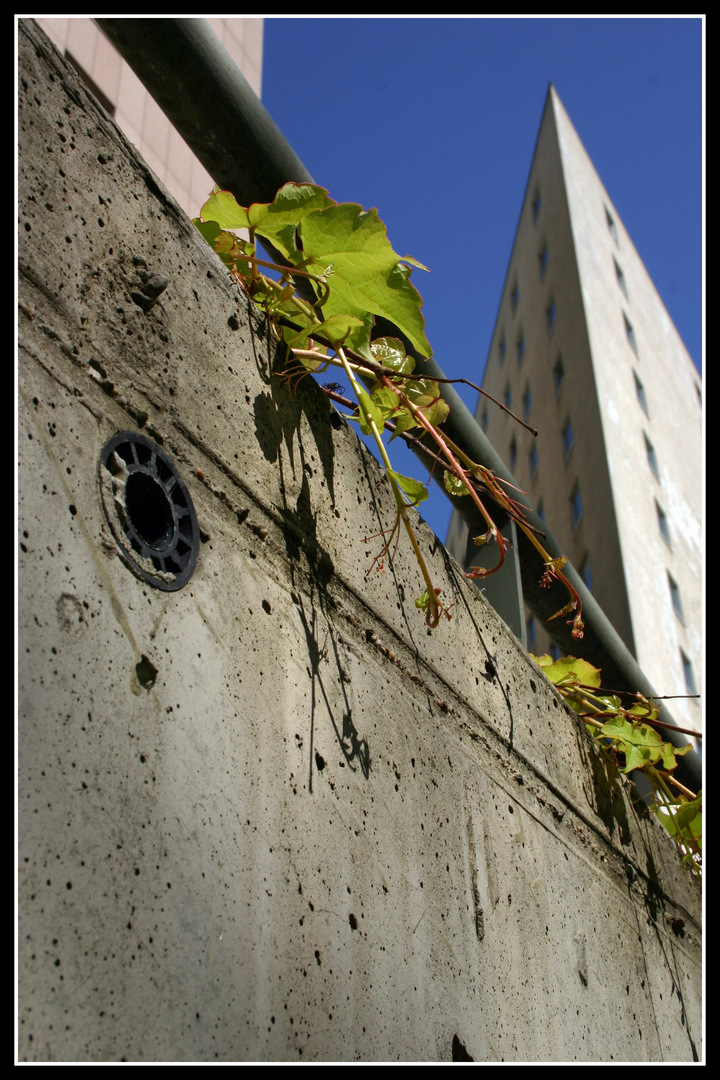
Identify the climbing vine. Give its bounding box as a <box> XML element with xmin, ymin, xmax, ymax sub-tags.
<box><xmin>533</xmin><ymin>654</ymin><xmax>701</xmax><ymax>877</ymax></box>
<box><xmin>194</xmin><ymin>182</ymin><xmax>700</xmax><ymax>875</ymax></box>
<box><xmin>194</xmin><ymin>182</ymin><xmax>583</xmax><ymax>633</ymax></box>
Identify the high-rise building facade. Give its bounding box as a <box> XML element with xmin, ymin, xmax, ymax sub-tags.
<box><xmin>445</xmin><ymin>85</ymin><xmax>702</xmax><ymax>739</ymax></box>
<box><xmin>35</xmin><ymin>18</ymin><xmax>263</xmax><ymax>220</ymax></box>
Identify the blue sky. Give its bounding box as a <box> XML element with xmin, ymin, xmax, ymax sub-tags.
<box><xmin>261</xmin><ymin>16</ymin><xmax>703</xmax><ymax>543</ymax></box>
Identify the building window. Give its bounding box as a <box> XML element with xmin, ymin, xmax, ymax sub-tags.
<box><xmin>498</xmin><ymin>336</ymin><xmax>506</xmax><ymax>366</ymax></box>
<box><xmin>539</xmin><ymin>243</ymin><xmax>549</xmax><ymax>280</ymax></box>
<box><xmin>614</xmin><ymin>258</ymin><xmax>628</xmax><ymax>298</ymax></box>
<box><xmin>681</xmin><ymin>650</ymin><xmax>698</xmax><ymax>697</ymax></box>
<box><xmin>695</xmin><ymin>382</ymin><xmax>702</xmax><ymax>406</ymax></box>
<box><xmin>522</xmin><ymin>383</ymin><xmax>532</xmax><ymax>421</ymax></box>
<box><xmin>532</xmin><ymin>189</ymin><xmax>541</xmax><ymax>223</ymax></box>
<box><xmin>480</xmin><ymin>406</ymin><xmax>489</xmax><ymax>432</ymax></box>
<box><xmin>605</xmin><ymin>205</ymin><xmax>618</xmax><ymax>245</ymax></box>
<box><xmin>570</xmin><ymin>483</ymin><xmax>583</xmax><ymax>531</ymax></box>
<box><xmin>550</xmin><ymin>642</ymin><xmax>561</xmax><ymax>661</ymax></box>
<box><xmin>504</xmin><ymin>382</ymin><xmax>512</xmax><ymax>410</ymax></box>
<box><xmin>553</xmin><ymin>354</ymin><xmax>565</xmax><ymax>396</ymax></box>
<box><xmin>536</xmin><ymin>498</ymin><xmax>545</xmax><ymax>523</ymax></box>
<box><xmin>668</xmin><ymin>573</ymin><xmax>684</xmax><ymax>621</ymax></box>
<box><xmin>529</xmin><ymin>446</ymin><xmax>538</xmax><ymax>481</ymax></box>
<box><xmin>634</xmin><ymin>370</ymin><xmax>649</xmax><ymax>416</ymax></box>
<box><xmin>656</xmin><ymin>501</ymin><xmax>671</xmax><ymax>547</ymax></box>
<box><xmin>546</xmin><ymin>299</ymin><xmax>556</xmax><ymax>336</ymax></box>
<box><xmin>561</xmin><ymin>417</ymin><xmax>573</xmax><ymax>461</ymax></box>
<box><xmin>644</xmin><ymin>433</ymin><xmax>659</xmax><ymax>480</ymax></box>
<box><xmin>509</xmin><ymin>436</ymin><xmax>518</xmax><ymax>471</ymax></box>
<box><xmin>624</xmin><ymin>312</ymin><xmax>638</xmax><ymax>355</ymax></box>
<box><xmin>511</xmin><ymin>282</ymin><xmax>519</xmax><ymax>315</ymax></box>
<box><xmin>526</xmin><ymin>615</ymin><xmax>537</xmax><ymax>651</ymax></box>
<box><xmin>517</xmin><ymin>334</ymin><xmax>525</xmax><ymax>366</ymax></box>
<box><xmin>579</xmin><ymin>554</ymin><xmax>592</xmax><ymax>592</ymax></box>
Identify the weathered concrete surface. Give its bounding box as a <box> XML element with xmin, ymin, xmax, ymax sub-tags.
<box><xmin>17</xmin><ymin>19</ymin><xmax>701</xmax><ymax>1062</ymax></box>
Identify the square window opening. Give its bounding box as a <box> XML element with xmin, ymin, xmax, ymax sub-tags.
<box><xmin>656</xmin><ymin>501</ymin><xmax>671</xmax><ymax>548</ymax></box>
<box><xmin>562</xmin><ymin>417</ymin><xmax>574</xmax><ymax>462</ymax></box>
<box><xmin>546</xmin><ymin>299</ymin><xmax>556</xmax><ymax>336</ymax></box>
<box><xmin>668</xmin><ymin>573</ymin><xmax>684</xmax><ymax>621</ymax></box>
<box><xmin>570</xmin><ymin>483</ymin><xmax>583</xmax><ymax>532</ymax></box>
<box><xmin>605</xmin><ymin>204</ymin><xmax>618</xmax><ymax>245</ymax></box>
<box><xmin>644</xmin><ymin>433</ymin><xmax>659</xmax><ymax>480</ymax></box>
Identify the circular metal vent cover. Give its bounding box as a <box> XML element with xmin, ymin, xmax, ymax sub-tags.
<box><xmin>99</xmin><ymin>431</ymin><xmax>199</xmax><ymax>590</ymax></box>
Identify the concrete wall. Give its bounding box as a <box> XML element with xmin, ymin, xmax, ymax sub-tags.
<box><xmin>17</xmin><ymin>20</ymin><xmax>701</xmax><ymax>1063</ymax></box>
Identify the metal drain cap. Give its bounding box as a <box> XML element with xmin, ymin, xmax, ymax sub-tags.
<box><xmin>99</xmin><ymin>431</ymin><xmax>199</xmax><ymax>591</ymax></box>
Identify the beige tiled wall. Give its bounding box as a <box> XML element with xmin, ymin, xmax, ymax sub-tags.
<box><xmin>36</xmin><ymin>18</ymin><xmax>263</xmax><ymax>220</ymax></box>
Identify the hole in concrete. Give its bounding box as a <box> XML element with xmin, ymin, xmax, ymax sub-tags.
<box><xmin>136</xmin><ymin>655</ymin><xmax>157</xmax><ymax>690</ymax></box>
<box><xmin>452</xmin><ymin>1035</ymin><xmax>473</xmax><ymax>1061</ymax></box>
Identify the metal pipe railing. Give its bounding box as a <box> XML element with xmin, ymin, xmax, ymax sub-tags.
<box><xmin>94</xmin><ymin>18</ymin><xmax>700</xmax><ymax>792</ymax></box>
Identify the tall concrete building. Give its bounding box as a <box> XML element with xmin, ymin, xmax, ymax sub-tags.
<box><xmin>35</xmin><ymin>18</ymin><xmax>264</xmax><ymax>220</ymax></box>
<box><xmin>445</xmin><ymin>85</ymin><xmax>702</xmax><ymax>740</ymax></box>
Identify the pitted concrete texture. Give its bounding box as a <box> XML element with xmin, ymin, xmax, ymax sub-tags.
<box><xmin>18</xmin><ymin>19</ymin><xmax>701</xmax><ymax>1062</ymax></box>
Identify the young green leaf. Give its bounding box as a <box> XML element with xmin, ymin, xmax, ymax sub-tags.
<box><xmin>248</xmin><ymin>182</ymin><xmax>337</xmax><ymax>261</ymax></box>
<box><xmin>371</xmin><ymin>337</ymin><xmax>416</xmax><ymax>375</ymax></box>
<box><xmin>198</xmin><ymin>189</ymin><xmax>251</xmax><ymax>230</ymax></box>
<box><xmin>297</xmin><ymin>203</ymin><xmax>432</xmax><ymax>361</ymax></box>
<box><xmin>354</xmin><ymin>385</ymin><xmax>385</xmax><ymax>436</ymax></box>
<box><xmin>387</xmin><ymin>469</ymin><xmax>429</xmax><ymax>505</ymax></box>
<box><xmin>443</xmin><ymin>471</ymin><xmax>471</xmax><ymax>497</ymax></box>
<box><xmin>284</xmin><ymin>313</ymin><xmax>367</xmax><ymax>352</ymax></box>
<box><xmin>534</xmin><ymin>654</ymin><xmax>602</xmax><ymax>690</ymax></box>
<box><xmin>654</xmin><ymin>792</ymin><xmax>702</xmax><ymax>847</ymax></box>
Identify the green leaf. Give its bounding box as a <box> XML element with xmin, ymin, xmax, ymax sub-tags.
<box><xmin>354</xmin><ymin>385</ymin><xmax>385</xmax><ymax>436</ymax></box>
<box><xmin>370</xmin><ymin>386</ymin><xmax>402</xmax><ymax>422</ymax></box>
<box><xmin>627</xmin><ymin>698</ymin><xmax>660</xmax><ymax>723</ymax></box>
<box><xmin>415</xmin><ymin>586</ymin><xmax>437</xmax><ymax>611</ymax></box>
<box><xmin>388</xmin><ymin>407</ymin><xmax>421</xmax><ymax>441</ymax></box>
<box><xmin>597</xmin><ymin>717</ymin><xmax>677</xmax><ymax>774</ymax></box>
<box><xmin>443</xmin><ymin>471</ymin><xmax>471</xmax><ymax>497</ymax></box>
<box><xmin>387</xmin><ymin>469</ymin><xmax>429</xmax><ymax>505</ymax></box>
<box><xmin>194</xmin><ymin>218</ymin><xmax>221</xmax><ymax>245</ymax></box>
<box><xmin>199</xmin><ymin>189</ymin><xmax>251</xmax><ymax>230</ymax></box>
<box><xmin>399</xmin><ymin>254</ymin><xmax>430</xmax><ymax>272</ymax></box>
<box><xmin>297</xmin><ymin>203</ymin><xmax>432</xmax><ymax>361</ymax></box>
<box><xmin>371</xmin><ymin>337</ymin><xmax>416</xmax><ymax>375</ymax></box>
<box><xmin>534</xmin><ymin>654</ymin><xmax>602</xmax><ymax>690</ymax></box>
<box><xmin>654</xmin><ymin>792</ymin><xmax>702</xmax><ymax>847</ymax></box>
<box><xmin>286</xmin><ymin>313</ymin><xmax>368</xmax><ymax>352</ymax></box>
<box><xmin>249</xmin><ymin>183</ymin><xmax>337</xmax><ymax>261</ymax></box>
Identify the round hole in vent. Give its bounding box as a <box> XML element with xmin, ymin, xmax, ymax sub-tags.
<box><xmin>99</xmin><ymin>431</ymin><xmax>199</xmax><ymax>591</ymax></box>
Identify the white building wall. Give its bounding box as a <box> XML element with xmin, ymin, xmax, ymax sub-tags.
<box><xmin>552</xmin><ymin>91</ymin><xmax>702</xmax><ymax>733</ymax></box>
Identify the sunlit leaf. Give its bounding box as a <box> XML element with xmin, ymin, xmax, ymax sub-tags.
<box><xmin>444</xmin><ymin>471</ymin><xmax>470</xmax><ymax>497</ymax></box>
<box><xmin>370</xmin><ymin>386</ymin><xmax>402</xmax><ymax>421</ymax></box>
<box><xmin>387</xmin><ymin>469</ymin><xmax>429</xmax><ymax>505</ymax></box>
<box><xmin>198</xmin><ymin>189</ymin><xmax>251</xmax><ymax>230</ymax></box>
<box><xmin>354</xmin><ymin>386</ymin><xmax>384</xmax><ymax>436</ymax></box>
<box><xmin>298</xmin><ymin>203</ymin><xmax>432</xmax><ymax>361</ymax></box>
<box><xmin>371</xmin><ymin>337</ymin><xmax>416</xmax><ymax>375</ymax></box>
<box><xmin>534</xmin><ymin>654</ymin><xmax>602</xmax><ymax>690</ymax></box>
<box><xmin>248</xmin><ymin>183</ymin><xmax>337</xmax><ymax>261</ymax></box>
